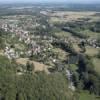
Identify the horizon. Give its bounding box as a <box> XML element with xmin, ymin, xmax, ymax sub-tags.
<box><xmin>0</xmin><ymin>0</ymin><xmax>100</xmax><ymax>4</ymax></box>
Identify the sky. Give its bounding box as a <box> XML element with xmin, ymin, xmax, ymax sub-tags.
<box><xmin>0</xmin><ymin>0</ymin><xmax>100</xmax><ymax>4</ymax></box>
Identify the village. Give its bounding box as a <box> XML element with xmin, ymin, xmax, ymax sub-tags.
<box><xmin>0</xmin><ymin>8</ymin><xmax>99</xmax><ymax>88</ymax></box>
<box><xmin>0</xmin><ymin>20</ymin><xmax>99</xmax><ymax>60</ymax></box>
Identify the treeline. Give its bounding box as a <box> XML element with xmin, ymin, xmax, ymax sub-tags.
<box><xmin>0</xmin><ymin>29</ymin><xmax>8</xmax><ymax>36</ymax></box>
<box><xmin>72</xmin><ymin>54</ymin><xmax>100</xmax><ymax>95</ymax></box>
<box><xmin>62</xmin><ymin>27</ymin><xmax>88</xmax><ymax>38</ymax></box>
<box><xmin>54</xmin><ymin>21</ymin><xmax>89</xmax><ymax>39</ymax></box>
<box><xmin>90</xmin><ymin>21</ymin><xmax>100</xmax><ymax>33</ymax></box>
<box><xmin>52</xmin><ymin>40</ymin><xmax>76</xmax><ymax>54</ymax></box>
<box><xmin>0</xmin><ymin>29</ymin><xmax>9</xmax><ymax>49</ymax></box>
<box><xmin>0</xmin><ymin>8</ymin><xmax>40</xmax><ymax>16</ymax></box>
<box><xmin>54</xmin><ymin>20</ymin><xmax>100</xmax><ymax>39</ymax></box>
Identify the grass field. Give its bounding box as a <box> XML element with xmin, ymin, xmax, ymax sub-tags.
<box><xmin>0</xmin><ymin>50</ymin><xmax>4</xmax><ymax>56</ymax></box>
<box><xmin>16</xmin><ymin>58</ymin><xmax>51</xmax><ymax>73</ymax></box>
<box><xmin>52</xmin><ymin>47</ymin><xmax>68</xmax><ymax>61</ymax></box>
<box><xmin>49</xmin><ymin>11</ymin><xmax>98</xmax><ymax>23</ymax></box>
<box><xmin>80</xmin><ymin>30</ymin><xmax>99</xmax><ymax>39</ymax></box>
<box><xmin>73</xmin><ymin>43</ymin><xmax>81</xmax><ymax>52</ymax></box>
<box><xmin>54</xmin><ymin>31</ymin><xmax>72</xmax><ymax>38</ymax></box>
<box><xmin>92</xmin><ymin>58</ymin><xmax>100</xmax><ymax>74</ymax></box>
<box><xmin>79</xmin><ymin>91</ymin><xmax>100</xmax><ymax>100</ymax></box>
<box><xmin>85</xmin><ymin>46</ymin><xmax>99</xmax><ymax>56</ymax></box>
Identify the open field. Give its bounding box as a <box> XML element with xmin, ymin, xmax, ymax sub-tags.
<box><xmin>92</xmin><ymin>58</ymin><xmax>100</xmax><ymax>74</ymax></box>
<box><xmin>73</xmin><ymin>43</ymin><xmax>81</xmax><ymax>52</ymax></box>
<box><xmin>54</xmin><ymin>31</ymin><xmax>72</xmax><ymax>38</ymax></box>
<box><xmin>49</xmin><ymin>11</ymin><xmax>100</xmax><ymax>23</ymax></box>
<box><xmin>79</xmin><ymin>91</ymin><xmax>100</xmax><ymax>100</ymax></box>
<box><xmin>52</xmin><ymin>47</ymin><xmax>68</xmax><ymax>61</ymax></box>
<box><xmin>16</xmin><ymin>58</ymin><xmax>51</xmax><ymax>73</ymax></box>
<box><xmin>0</xmin><ymin>50</ymin><xmax>4</xmax><ymax>56</ymax></box>
<box><xmin>50</xmin><ymin>11</ymin><xmax>97</xmax><ymax>16</ymax></box>
<box><xmin>85</xmin><ymin>46</ymin><xmax>99</xmax><ymax>56</ymax></box>
<box><xmin>80</xmin><ymin>30</ymin><xmax>99</xmax><ymax>39</ymax></box>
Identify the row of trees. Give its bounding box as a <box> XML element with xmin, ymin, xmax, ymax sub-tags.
<box><xmin>90</xmin><ymin>21</ymin><xmax>100</xmax><ymax>33</ymax></box>
<box><xmin>52</xmin><ymin>40</ymin><xmax>76</xmax><ymax>54</ymax></box>
<box><xmin>54</xmin><ymin>20</ymin><xmax>100</xmax><ymax>39</ymax></box>
<box><xmin>62</xmin><ymin>27</ymin><xmax>88</xmax><ymax>38</ymax></box>
<box><xmin>97</xmin><ymin>50</ymin><xmax>100</xmax><ymax>58</ymax></box>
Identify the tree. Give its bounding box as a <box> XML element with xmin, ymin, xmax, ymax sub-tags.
<box><xmin>26</xmin><ymin>61</ymin><xmax>35</xmax><ymax>72</ymax></box>
<box><xmin>97</xmin><ymin>50</ymin><xmax>100</xmax><ymax>58</ymax></box>
<box><xmin>88</xmin><ymin>74</ymin><xmax>100</xmax><ymax>95</ymax></box>
<box><xmin>16</xmin><ymin>93</ymin><xmax>24</xmax><ymax>100</ymax></box>
<box><xmin>72</xmin><ymin>72</ymin><xmax>79</xmax><ymax>88</ymax></box>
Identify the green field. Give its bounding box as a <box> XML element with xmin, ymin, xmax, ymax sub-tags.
<box><xmin>85</xmin><ymin>46</ymin><xmax>99</xmax><ymax>56</ymax></box>
<box><xmin>79</xmin><ymin>91</ymin><xmax>100</xmax><ymax>100</ymax></box>
<box><xmin>80</xmin><ymin>30</ymin><xmax>99</xmax><ymax>38</ymax></box>
<box><xmin>54</xmin><ymin>31</ymin><xmax>72</xmax><ymax>38</ymax></box>
<box><xmin>92</xmin><ymin>58</ymin><xmax>100</xmax><ymax>74</ymax></box>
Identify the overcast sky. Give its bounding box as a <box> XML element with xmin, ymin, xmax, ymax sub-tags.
<box><xmin>0</xmin><ymin>0</ymin><xmax>100</xmax><ymax>4</ymax></box>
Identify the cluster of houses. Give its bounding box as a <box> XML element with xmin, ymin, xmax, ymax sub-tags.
<box><xmin>66</xmin><ymin>69</ymin><xmax>75</xmax><ymax>91</ymax></box>
<box><xmin>79</xmin><ymin>38</ymin><xmax>100</xmax><ymax>48</ymax></box>
<box><xmin>1</xmin><ymin>24</ymin><xmax>8</xmax><ymax>32</ymax></box>
<box><xmin>4</xmin><ymin>46</ymin><xmax>19</xmax><ymax>60</ymax></box>
<box><xmin>0</xmin><ymin>22</ymin><xmax>55</xmax><ymax>59</ymax></box>
<box><xmin>86</xmin><ymin>38</ymin><xmax>100</xmax><ymax>48</ymax></box>
<box><xmin>1</xmin><ymin>19</ymin><xmax>99</xmax><ymax>61</ymax></box>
